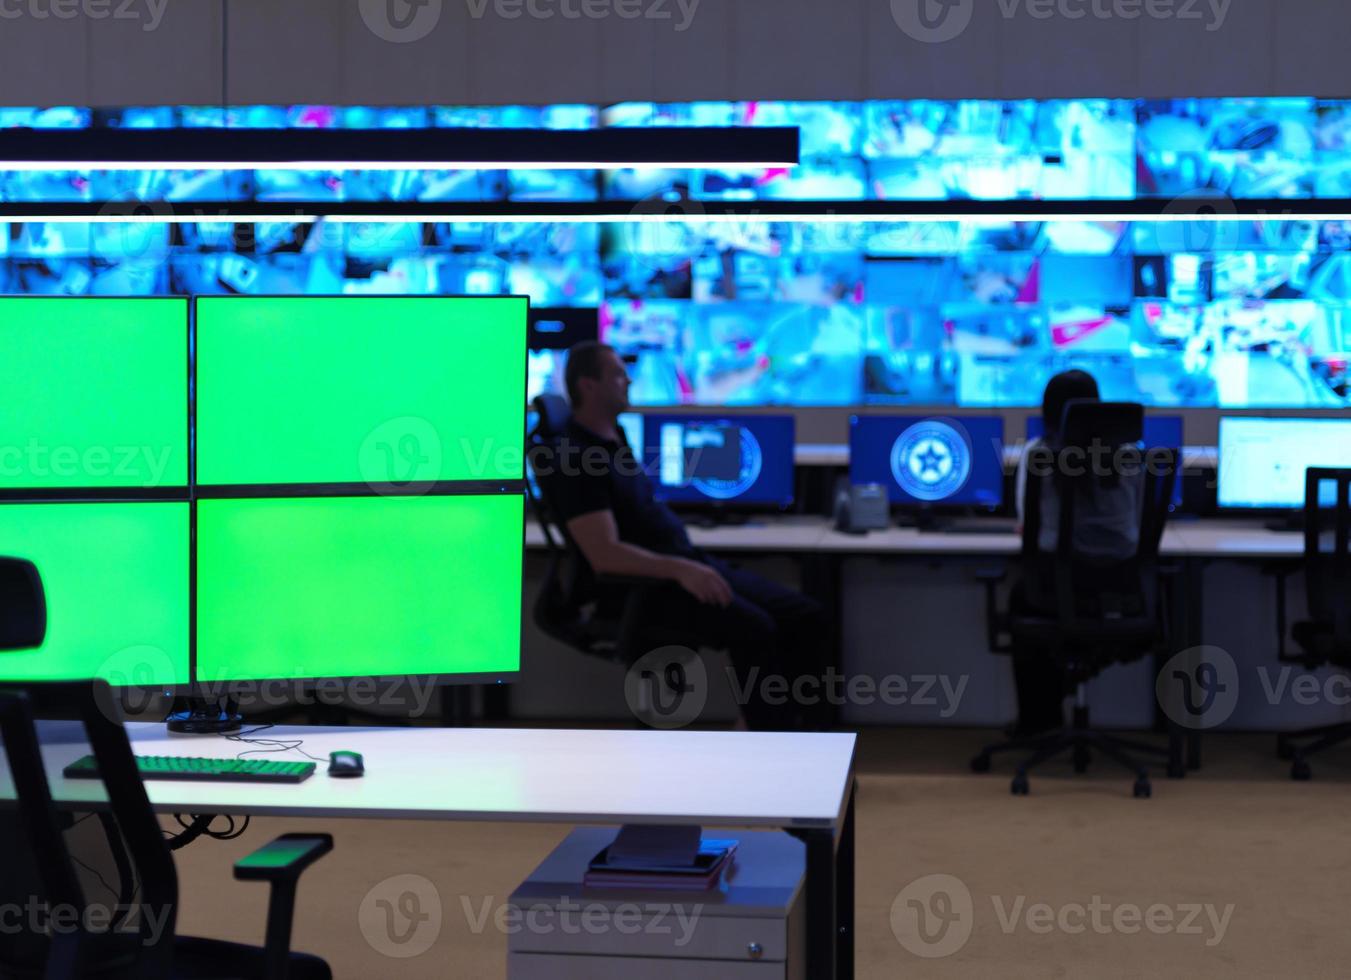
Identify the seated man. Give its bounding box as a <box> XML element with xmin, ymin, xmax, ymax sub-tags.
<box><xmin>547</xmin><ymin>340</ymin><xmax>826</xmax><ymax>731</ymax></box>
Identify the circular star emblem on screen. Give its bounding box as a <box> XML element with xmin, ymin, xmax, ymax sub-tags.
<box><xmin>890</xmin><ymin>420</ymin><xmax>972</xmax><ymax>502</ymax></box>
<box><xmin>692</xmin><ymin>424</ymin><xmax>764</xmax><ymax>500</ymax></box>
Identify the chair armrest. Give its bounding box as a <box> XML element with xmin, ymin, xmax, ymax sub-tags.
<box><xmin>234</xmin><ymin>833</ymin><xmax>333</xmax><ymax>884</ymax></box>
<box><xmin>234</xmin><ymin>834</ymin><xmax>333</xmax><ymax>980</ymax></box>
<box><xmin>976</xmin><ymin>567</ymin><xmax>1013</xmax><ymax>654</ymax></box>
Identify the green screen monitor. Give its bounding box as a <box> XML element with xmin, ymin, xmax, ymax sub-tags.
<box><xmin>194</xmin><ymin>296</ymin><xmax>528</xmax><ymax>489</ymax></box>
<box><xmin>195</xmin><ymin>494</ymin><xmax>523</xmax><ymax>684</ymax></box>
<box><xmin>0</xmin><ymin>297</ymin><xmax>188</xmax><ymax>492</ymax></box>
<box><xmin>0</xmin><ymin>501</ymin><xmax>189</xmax><ymax>685</ymax></box>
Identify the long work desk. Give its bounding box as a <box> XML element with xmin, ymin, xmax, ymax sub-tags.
<box><xmin>526</xmin><ymin>517</ymin><xmax>1307</xmax><ymax>772</ymax></box>
<box><xmin>525</xmin><ymin>516</ymin><xmax>1306</xmax><ymax>559</ymax></box>
<box><xmin>21</xmin><ymin>723</ymin><xmax>859</xmax><ymax>980</ymax></box>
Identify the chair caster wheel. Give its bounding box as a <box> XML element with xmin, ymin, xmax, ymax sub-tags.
<box><xmin>1133</xmin><ymin>778</ymin><xmax>1152</xmax><ymax>799</ymax></box>
<box><xmin>1277</xmin><ymin>738</ymin><xmax>1294</xmax><ymax>761</ymax></box>
<box><xmin>1291</xmin><ymin>759</ymin><xmax>1312</xmax><ymax>781</ymax></box>
<box><xmin>1011</xmin><ymin>774</ymin><xmax>1030</xmax><ymax>796</ymax></box>
<box><xmin>970</xmin><ymin>754</ymin><xmax>991</xmax><ymax>774</ymax></box>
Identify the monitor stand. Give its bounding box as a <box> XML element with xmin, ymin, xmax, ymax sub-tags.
<box><xmin>1264</xmin><ymin>513</ymin><xmax>1303</xmax><ymax>533</ymax></box>
<box><xmin>898</xmin><ymin>509</ymin><xmax>952</xmax><ymax>533</ymax></box>
<box><xmin>692</xmin><ymin>510</ymin><xmax>753</xmax><ymax>529</ymax></box>
<box><xmin>166</xmin><ymin>696</ymin><xmax>243</xmax><ymax>735</ymax></box>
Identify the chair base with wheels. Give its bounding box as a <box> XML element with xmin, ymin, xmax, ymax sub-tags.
<box><xmin>972</xmin><ymin>688</ymin><xmax>1179</xmax><ymax>798</ymax></box>
<box><xmin>1277</xmin><ymin>722</ymin><xmax>1351</xmax><ymax>781</ymax></box>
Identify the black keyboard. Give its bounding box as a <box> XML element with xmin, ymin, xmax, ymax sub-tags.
<box><xmin>64</xmin><ymin>755</ymin><xmax>315</xmax><ymax>784</ymax></box>
<box><xmin>933</xmin><ymin>522</ymin><xmax>1019</xmax><ymax>536</ymax></box>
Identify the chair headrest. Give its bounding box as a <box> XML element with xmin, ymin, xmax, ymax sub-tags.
<box><xmin>532</xmin><ymin>394</ymin><xmax>572</xmax><ymax>441</ymax></box>
<box><xmin>0</xmin><ymin>557</ymin><xmax>46</xmax><ymax>652</ymax></box>
<box><xmin>1060</xmin><ymin>400</ymin><xmax>1144</xmax><ymax>450</ymax></box>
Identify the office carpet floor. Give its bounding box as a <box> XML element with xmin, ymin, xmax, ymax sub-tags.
<box><xmin>170</xmin><ymin>728</ymin><xmax>1351</xmax><ymax>979</ymax></box>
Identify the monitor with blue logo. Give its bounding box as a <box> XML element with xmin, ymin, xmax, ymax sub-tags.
<box><xmin>850</xmin><ymin>416</ymin><xmax>1004</xmax><ymax>509</ymax></box>
<box><xmin>641</xmin><ymin>414</ymin><xmax>795</xmax><ymax>509</ymax></box>
<box><xmin>1028</xmin><ymin>414</ymin><xmax>1185</xmax><ymax>509</ymax></box>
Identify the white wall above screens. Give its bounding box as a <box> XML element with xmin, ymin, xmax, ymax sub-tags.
<box><xmin>6</xmin><ymin>0</ymin><xmax>1351</xmax><ymax>108</ymax></box>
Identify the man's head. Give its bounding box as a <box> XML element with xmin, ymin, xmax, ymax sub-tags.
<box><xmin>1041</xmin><ymin>369</ymin><xmax>1100</xmax><ymax>445</ymax></box>
<box><xmin>565</xmin><ymin>341</ymin><xmax>630</xmax><ymax>418</ymax></box>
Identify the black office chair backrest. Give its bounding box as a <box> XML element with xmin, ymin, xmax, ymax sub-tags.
<box><xmin>533</xmin><ymin>393</ymin><xmax>572</xmax><ymax>442</ymax></box>
<box><xmin>1305</xmin><ymin>468</ymin><xmax>1351</xmax><ymax>642</ymax></box>
<box><xmin>525</xmin><ymin>394</ymin><xmax>613</xmax><ymax>650</ymax></box>
<box><xmin>0</xmin><ymin>557</ymin><xmax>46</xmax><ymax>651</ymax></box>
<box><xmin>1022</xmin><ymin>401</ymin><xmax>1176</xmax><ymax>628</ymax></box>
<box><xmin>0</xmin><ymin>680</ymin><xmax>181</xmax><ymax>979</ymax></box>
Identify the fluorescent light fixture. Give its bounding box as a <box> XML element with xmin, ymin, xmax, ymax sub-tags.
<box><xmin>0</xmin><ymin>127</ymin><xmax>799</xmax><ymax>171</ymax></box>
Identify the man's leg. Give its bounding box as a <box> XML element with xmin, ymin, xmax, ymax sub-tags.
<box><xmin>637</xmin><ymin>583</ymin><xmax>794</xmax><ymax>730</ymax></box>
<box><xmin>706</xmin><ymin>558</ymin><xmax>833</xmax><ymax>728</ymax></box>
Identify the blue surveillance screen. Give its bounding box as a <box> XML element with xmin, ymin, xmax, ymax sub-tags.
<box><xmin>851</xmin><ymin>416</ymin><xmax>1005</xmax><ymax>508</ymax></box>
<box><xmin>642</xmin><ymin>414</ymin><xmax>795</xmax><ymax>507</ymax></box>
<box><xmin>1027</xmin><ymin>414</ymin><xmax>1185</xmax><ymax>508</ymax></box>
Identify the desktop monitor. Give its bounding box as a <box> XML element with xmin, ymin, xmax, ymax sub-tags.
<box><xmin>1218</xmin><ymin>417</ymin><xmax>1351</xmax><ymax>510</ymax></box>
<box><xmin>0</xmin><ymin>501</ymin><xmax>189</xmax><ymax>685</ymax></box>
<box><xmin>1027</xmin><ymin>414</ymin><xmax>1185</xmax><ymax>509</ymax></box>
<box><xmin>640</xmin><ymin>414</ymin><xmax>795</xmax><ymax>508</ymax></box>
<box><xmin>194</xmin><ymin>296</ymin><xmax>528</xmax><ymax>487</ymax></box>
<box><xmin>0</xmin><ymin>297</ymin><xmax>188</xmax><ymax>490</ymax></box>
<box><xmin>850</xmin><ymin>416</ymin><xmax>1005</xmax><ymax>508</ymax></box>
<box><xmin>195</xmin><ymin>495</ymin><xmax>523</xmax><ymax>684</ymax></box>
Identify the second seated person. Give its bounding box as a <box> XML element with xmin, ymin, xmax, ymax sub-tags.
<box><xmin>547</xmin><ymin>341</ymin><xmax>827</xmax><ymax>731</ymax></box>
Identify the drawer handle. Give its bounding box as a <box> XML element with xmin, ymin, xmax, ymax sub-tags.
<box><xmin>747</xmin><ymin>942</ymin><xmax>764</xmax><ymax>960</ymax></box>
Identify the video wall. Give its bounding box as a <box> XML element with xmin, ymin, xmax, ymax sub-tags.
<box><xmin>7</xmin><ymin>97</ymin><xmax>1348</xmax><ymax>202</ymax></box>
<box><xmin>1</xmin><ymin>98</ymin><xmax>1349</xmax><ymax>409</ymax></box>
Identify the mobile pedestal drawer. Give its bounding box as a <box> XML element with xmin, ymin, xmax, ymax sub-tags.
<box><xmin>508</xmin><ymin>827</ymin><xmax>805</xmax><ymax>980</ymax></box>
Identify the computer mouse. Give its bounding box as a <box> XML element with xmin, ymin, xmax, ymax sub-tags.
<box><xmin>328</xmin><ymin>750</ymin><xmax>364</xmax><ymax>778</ymax></box>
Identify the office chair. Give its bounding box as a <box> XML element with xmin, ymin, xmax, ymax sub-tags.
<box><xmin>526</xmin><ymin>395</ymin><xmax>702</xmax><ymax>676</ymax></box>
<box><xmin>971</xmin><ymin>402</ymin><xmax>1181</xmax><ymax>798</ymax></box>
<box><xmin>1272</xmin><ymin>468</ymin><xmax>1351</xmax><ymax>781</ymax></box>
<box><xmin>0</xmin><ymin>557</ymin><xmax>333</xmax><ymax>980</ymax></box>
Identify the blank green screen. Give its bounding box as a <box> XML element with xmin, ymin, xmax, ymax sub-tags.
<box><xmin>0</xmin><ymin>298</ymin><xmax>187</xmax><ymax>489</ymax></box>
<box><xmin>195</xmin><ymin>296</ymin><xmax>527</xmax><ymax>486</ymax></box>
<box><xmin>196</xmin><ymin>495</ymin><xmax>523</xmax><ymax>682</ymax></box>
<box><xmin>0</xmin><ymin>502</ymin><xmax>189</xmax><ymax>684</ymax></box>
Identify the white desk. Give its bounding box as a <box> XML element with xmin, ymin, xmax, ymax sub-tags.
<box><xmin>1172</xmin><ymin>519</ymin><xmax>1304</xmax><ymax>559</ymax></box>
<box><xmin>524</xmin><ymin>515</ymin><xmax>829</xmax><ymax>555</ymax></box>
<box><xmin>30</xmin><ymin>723</ymin><xmax>858</xmax><ymax>979</ymax></box>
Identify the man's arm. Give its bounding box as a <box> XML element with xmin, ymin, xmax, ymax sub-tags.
<box><xmin>567</xmin><ymin>510</ymin><xmax>733</xmax><ymax>607</ymax></box>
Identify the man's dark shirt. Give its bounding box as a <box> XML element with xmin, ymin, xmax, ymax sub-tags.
<box><xmin>548</xmin><ymin>419</ymin><xmax>695</xmax><ymax>559</ymax></box>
